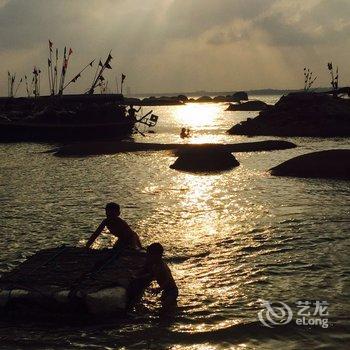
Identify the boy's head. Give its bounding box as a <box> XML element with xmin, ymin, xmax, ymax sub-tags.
<box><xmin>146</xmin><ymin>243</ymin><xmax>164</xmax><ymax>262</ymax></box>
<box><xmin>105</xmin><ymin>202</ymin><xmax>120</xmax><ymax>218</ymax></box>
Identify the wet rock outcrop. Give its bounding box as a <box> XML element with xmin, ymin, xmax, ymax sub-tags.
<box><xmin>191</xmin><ymin>92</ymin><xmax>249</xmax><ymax>103</ymax></box>
<box><xmin>52</xmin><ymin>140</ymin><xmax>296</xmax><ymax>157</ymax></box>
<box><xmin>196</xmin><ymin>96</ymin><xmax>213</xmax><ymax>103</ymax></box>
<box><xmin>270</xmin><ymin>149</ymin><xmax>350</xmax><ymax>180</ymax></box>
<box><xmin>140</xmin><ymin>97</ymin><xmax>183</xmax><ymax>106</ymax></box>
<box><xmin>226</xmin><ymin>100</ymin><xmax>270</xmax><ymax>111</ymax></box>
<box><xmin>170</xmin><ymin>147</ymin><xmax>240</xmax><ymax>172</ymax></box>
<box><xmin>228</xmin><ymin>92</ymin><xmax>350</xmax><ymax>137</ymax></box>
<box><xmin>232</xmin><ymin>91</ymin><xmax>248</xmax><ymax>101</ymax></box>
<box><xmin>123</xmin><ymin>92</ymin><xmax>250</xmax><ymax>105</ymax></box>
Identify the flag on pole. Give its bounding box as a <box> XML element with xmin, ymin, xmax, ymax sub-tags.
<box><xmin>150</xmin><ymin>114</ymin><xmax>158</xmax><ymax>122</ymax></box>
<box><xmin>71</xmin><ymin>74</ymin><xmax>81</xmax><ymax>83</ymax></box>
<box><xmin>121</xmin><ymin>73</ymin><xmax>126</xmax><ymax>94</ymax></box>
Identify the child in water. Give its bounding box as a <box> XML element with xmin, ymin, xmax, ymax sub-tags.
<box><xmin>180</xmin><ymin>127</ymin><xmax>191</xmax><ymax>139</ymax></box>
<box><xmin>86</xmin><ymin>202</ymin><xmax>142</xmax><ymax>250</ymax></box>
<box><xmin>143</xmin><ymin>243</ymin><xmax>178</xmax><ymax>311</ymax></box>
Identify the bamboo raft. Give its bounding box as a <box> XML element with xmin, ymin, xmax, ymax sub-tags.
<box><xmin>0</xmin><ymin>246</ymin><xmax>148</xmax><ymax>321</ymax></box>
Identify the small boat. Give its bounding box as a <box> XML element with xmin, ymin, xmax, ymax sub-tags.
<box><xmin>0</xmin><ymin>246</ymin><xmax>148</xmax><ymax>321</ymax></box>
<box><xmin>0</xmin><ymin>120</ymin><xmax>134</xmax><ymax>142</ymax></box>
<box><xmin>0</xmin><ymin>94</ymin><xmax>138</xmax><ymax>142</ymax></box>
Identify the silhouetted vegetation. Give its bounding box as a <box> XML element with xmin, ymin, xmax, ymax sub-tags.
<box><xmin>303</xmin><ymin>67</ymin><xmax>317</xmax><ymax>91</ymax></box>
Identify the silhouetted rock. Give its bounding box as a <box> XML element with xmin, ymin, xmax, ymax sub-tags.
<box><xmin>196</xmin><ymin>96</ymin><xmax>213</xmax><ymax>102</ymax></box>
<box><xmin>232</xmin><ymin>91</ymin><xmax>248</xmax><ymax>101</ymax></box>
<box><xmin>124</xmin><ymin>97</ymin><xmax>141</xmax><ymax>105</ymax></box>
<box><xmin>228</xmin><ymin>92</ymin><xmax>350</xmax><ymax>137</ymax></box>
<box><xmin>177</xmin><ymin>95</ymin><xmax>188</xmax><ymax>102</ymax></box>
<box><xmin>140</xmin><ymin>97</ymin><xmax>183</xmax><ymax>106</ymax></box>
<box><xmin>226</xmin><ymin>100</ymin><xmax>270</xmax><ymax>111</ymax></box>
<box><xmin>270</xmin><ymin>149</ymin><xmax>350</xmax><ymax>179</ymax></box>
<box><xmin>52</xmin><ymin>140</ymin><xmax>296</xmax><ymax>157</ymax></box>
<box><xmin>213</xmin><ymin>95</ymin><xmax>227</xmax><ymax>102</ymax></box>
<box><xmin>170</xmin><ymin>148</ymin><xmax>239</xmax><ymax>172</ymax></box>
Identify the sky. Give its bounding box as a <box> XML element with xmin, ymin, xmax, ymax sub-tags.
<box><xmin>1</xmin><ymin>0</ymin><xmax>350</xmax><ymax>95</ymax></box>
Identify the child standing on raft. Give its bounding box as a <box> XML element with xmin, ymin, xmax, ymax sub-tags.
<box><xmin>86</xmin><ymin>202</ymin><xmax>142</xmax><ymax>250</ymax></box>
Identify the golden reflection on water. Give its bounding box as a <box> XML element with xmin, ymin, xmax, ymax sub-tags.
<box><xmin>173</xmin><ymin>173</ymin><xmax>221</xmax><ymax>243</ymax></box>
<box><xmin>172</xmin><ymin>102</ymin><xmax>227</xmax><ymax>143</ymax></box>
<box><xmin>188</xmin><ymin>134</ymin><xmax>221</xmax><ymax>144</ymax></box>
<box><xmin>173</xmin><ymin>103</ymin><xmax>221</xmax><ymax>128</ymax></box>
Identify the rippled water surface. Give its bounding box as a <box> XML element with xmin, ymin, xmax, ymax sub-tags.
<box><xmin>0</xmin><ymin>95</ymin><xmax>349</xmax><ymax>349</ymax></box>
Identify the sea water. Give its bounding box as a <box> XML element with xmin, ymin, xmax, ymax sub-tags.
<box><xmin>0</xmin><ymin>94</ymin><xmax>349</xmax><ymax>349</ymax></box>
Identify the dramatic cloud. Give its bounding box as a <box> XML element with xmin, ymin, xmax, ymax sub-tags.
<box><xmin>0</xmin><ymin>0</ymin><xmax>349</xmax><ymax>95</ymax></box>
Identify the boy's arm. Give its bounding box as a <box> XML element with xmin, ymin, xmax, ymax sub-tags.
<box><xmin>158</xmin><ymin>262</ymin><xmax>178</xmax><ymax>291</ymax></box>
<box><xmin>85</xmin><ymin>220</ymin><xmax>106</xmax><ymax>248</ymax></box>
<box><xmin>133</xmin><ymin>231</ymin><xmax>142</xmax><ymax>249</ymax></box>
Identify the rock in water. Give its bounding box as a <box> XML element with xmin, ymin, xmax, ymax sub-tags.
<box><xmin>228</xmin><ymin>92</ymin><xmax>350</xmax><ymax>137</ymax></box>
<box><xmin>52</xmin><ymin>140</ymin><xmax>296</xmax><ymax>157</ymax></box>
<box><xmin>232</xmin><ymin>91</ymin><xmax>248</xmax><ymax>101</ymax></box>
<box><xmin>270</xmin><ymin>149</ymin><xmax>350</xmax><ymax>179</ymax></box>
<box><xmin>196</xmin><ymin>96</ymin><xmax>213</xmax><ymax>102</ymax></box>
<box><xmin>226</xmin><ymin>100</ymin><xmax>269</xmax><ymax>111</ymax></box>
<box><xmin>170</xmin><ymin>148</ymin><xmax>240</xmax><ymax>172</ymax></box>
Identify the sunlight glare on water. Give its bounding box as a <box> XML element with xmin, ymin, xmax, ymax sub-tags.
<box><xmin>173</xmin><ymin>103</ymin><xmax>220</xmax><ymax>131</ymax></box>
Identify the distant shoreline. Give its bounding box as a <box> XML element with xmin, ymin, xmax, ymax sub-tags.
<box><xmin>0</xmin><ymin>87</ymin><xmax>332</xmax><ymax>99</ymax></box>
<box><xmin>130</xmin><ymin>87</ymin><xmax>330</xmax><ymax>98</ymax></box>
